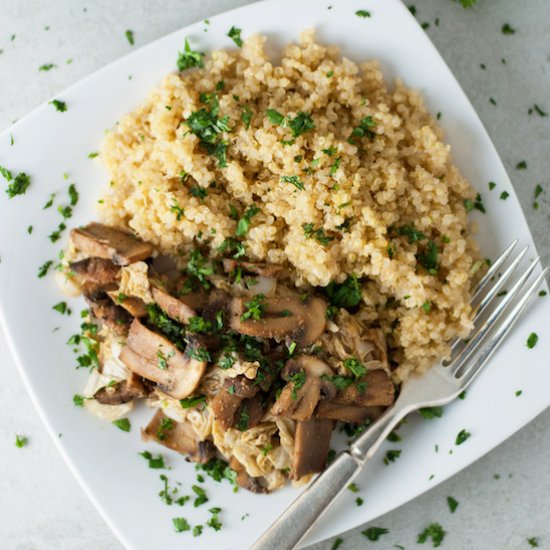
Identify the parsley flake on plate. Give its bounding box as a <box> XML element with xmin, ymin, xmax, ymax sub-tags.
<box><xmin>177</xmin><ymin>38</ymin><xmax>204</xmax><ymax>71</ymax></box>
<box><xmin>112</xmin><ymin>418</ymin><xmax>131</xmax><ymax>432</ymax></box>
<box><xmin>15</xmin><ymin>434</ymin><xmax>28</xmax><ymax>448</ymax></box>
<box><xmin>172</xmin><ymin>517</ymin><xmax>190</xmax><ymax>532</ymax></box>
<box><xmin>125</xmin><ymin>30</ymin><xmax>134</xmax><ymax>46</ymax></box>
<box><xmin>139</xmin><ymin>450</ymin><xmax>166</xmax><ymax>469</ymax></box>
<box><xmin>455</xmin><ymin>428</ymin><xmax>471</xmax><ymax>445</ymax></box>
<box><xmin>355</xmin><ymin>9</ymin><xmax>371</xmax><ymax>18</ymax></box>
<box><xmin>50</xmin><ymin>99</ymin><xmax>67</xmax><ymax>112</ymax></box>
<box><xmin>227</xmin><ymin>26</ymin><xmax>243</xmax><ymax>47</ymax></box>
<box><xmin>526</xmin><ymin>332</ymin><xmax>538</xmax><ymax>349</ymax></box>
<box><xmin>0</xmin><ymin>166</ymin><xmax>31</xmax><ymax>198</ymax></box>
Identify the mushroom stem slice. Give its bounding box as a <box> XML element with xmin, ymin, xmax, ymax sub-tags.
<box><xmin>333</xmin><ymin>370</ymin><xmax>395</xmax><ymax>408</ymax></box>
<box><xmin>229</xmin><ymin>457</ymin><xmax>268</xmax><ymax>493</ymax></box>
<box><xmin>142</xmin><ymin>409</ymin><xmax>215</xmax><ymax>463</ymax></box>
<box><xmin>83</xmin><ymin>283</ymin><xmax>132</xmax><ymax>335</ymax></box>
<box><xmin>291</xmin><ymin>418</ymin><xmax>334</xmax><ymax>480</ymax></box>
<box><xmin>70</xmin><ymin>223</ymin><xmax>154</xmax><ymax>266</ymax></box>
<box><xmin>151</xmin><ymin>285</ymin><xmax>197</xmax><ymax>324</ymax></box>
<box><xmin>70</xmin><ymin>257</ymin><xmax>120</xmax><ymax>285</ymax></box>
<box><xmin>94</xmin><ymin>374</ymin><xmax>148</xmax><ymax>405</ymax></box>
<box><xmin>120</xmin><ymin>319</ymin><xmax>207</xmax><ymax>399</ymax></box>
<box><xmin>315</xmin><ymin>401</ymin><xmax>384</xmax><ymax>423</ymax></box>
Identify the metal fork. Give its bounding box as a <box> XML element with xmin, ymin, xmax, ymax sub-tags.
<box><xmin>251</xmin><ymin>241</ymin><xmax>548</xmax><ymax>550</ymax></box>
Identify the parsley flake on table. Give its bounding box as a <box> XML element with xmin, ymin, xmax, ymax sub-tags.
<box><xmin>527</xmin><ymin>537</ymin><xmax>540</xmax><ymax>548</ymax></box>
<box><xmin>447</xmin><ymin>496</ymin><xmax>459</xmax><ymax>513</ymax></box>
<box><xmin>50</xmin><ymin>99</ymin><xmax>67</xmax><ymax>112</ymax></box>
<box><xmin>177</xmin><ymin>38</ymin><xmax>204</xmax><ymax>71</ymax></box>
<box><xmin>529</xmin><ymin>104</ymin><xmax>548</xmax><ymax>117</ymax></box>
<box><xmin>112</xmin><ymin>418</ymin><xmax>131</xmax><ymax>432</ymax></box>
<box><xmin>526</xmin><ymin>332</ymin><xmax>538</xmax><ymax>349</ymax></box>
<box><xmin>356</xmin><ymin>9</ymin><xmax>371</xmax><ymax>18</ymax></box>
<box><xmin>15</xmin><ymin>434</ymin><xmax>28</xmax><ymax>448</ymax></box>
<box><xmin>502</xmin><ymin>23</ymin><xmax>516</xmax><ymax>35</ymax></box>
<box><xmin>227</xmin><ymin>26</ymin><xmax>243</xmax><ymax>47</ymax></box>
<box><xmin>330</xmin><ymin>538</ymin><xmax>344</xmax><ymax>550</ymax></box>
<box><xmin>417</xmin><ymin>523</ymin><xmax>446</xmax><ymax>547</ymax></box>
<box><xmin>362</xmin><ymin>526</ymin><xmax>389</xmax><ymax>541</ymax></box>
<box><xmin>516</xmin><ymin>160</ymin><xmax>527</xmax><ymax>170</ymax></box>
<box><xmin>460</xmin><ymin>0</ymin><xmax>477</xmax><ymax>8</ymax></box>
<box><xmin>455</xmin><ymin>428</ymin><xmax>471</xmax><ymax>445</ymax></box>
<box><xmin>125</xmin><ymin>30</ymin><xmax>134</xmax><ymax>46</ymax></box>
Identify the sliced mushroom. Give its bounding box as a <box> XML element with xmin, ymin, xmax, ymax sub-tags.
<box><xmin>291</xmin><ymin>418</ymin><xmax>334</xmax><ymax>480</ymax></box>
<box><xmin>173</xmin><ymin>279</ymin><xmax>209</xmax><ymax>311</ymax></box>
<box><xmin>222</xmin><ymin>259</ymin><xmax>283</xmax><ymax>278</ymax></box>
<box><xmin>119</xmin><ymin>319</ymin><xmax>207</xmax><ymax>399</ymax></box>
<box><xmin>210</xmin><ymin>376</ymin><xmax>260</xmax><ymax>429</ymax></box>
<box><xmin>333</xmin><ymin>370</ymin><xmax>395</xmax><ymax>408</ymax></box>
<box><xmin>70</xmin><ymin>222</ymin><xmax>153</xmax><ymax>266</ymax></box>
<box><xmin>142</xmin><ymin>409</ymin><xmax>215</xmax><ymax>463</ymax></box>
<box><xmin>234</xmin><ymin>394</ymin><xmax>265</xmax><ymax>431</ymax></box>
<box><xmin>70</xmin><ymin>257</ymin><xmax>120</xmax><ymax>285</ymax></box>
<box><xmin>93</xmin><ymin>373</ymin><xmax>148</xmax><ymax>405</ymax></box>
<box><xmin>83</xmin><ymin>283</ymin><xmax>132</xmax><ymax>335</ymax></box>
<box><xmin>229</xmin><ymin>457</ymin><xmax>268</xmax><ymax>493</ymax></box>
<box><xmin>210</xmin><ymin>389</ymin><xmax>243</xmax><ymax>430</ymax></box>
<box><xmin>229</xmin><ymin>296</ymin><xmax>326</xmax><ymax>347</ymax></box>
<box><xmin>316</xmin><ymin>401</ymin><xmax>384</xmax><ymax>423</ymax></box>
<box><xmin>270</xmin><ymin>356</ymin><xmax>335</xmax><ymax>421</ymax></box>
<box><xmin>201</xmin><ymin>289</ymin><xmax>230</xmax><ymax>327</ymax></box>
<box><xmin>106</xmin><ymin>290</ymin><xmax>148</xmax><ymax>318</ymax></box>
<box><xmin>151</xmin><ymin>284</ymin><xmax>196</xmax><ymax>324</ymax></box>
<box><xmin>223</xmin><ymin>375</ymin><xmax>258</xmax><ymax>399</ymax></box>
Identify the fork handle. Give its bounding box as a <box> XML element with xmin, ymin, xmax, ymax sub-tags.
<box><xmin>249</xmin><ymin>451</ymin><xmax>362</xmax><ymax>550</ymax></box>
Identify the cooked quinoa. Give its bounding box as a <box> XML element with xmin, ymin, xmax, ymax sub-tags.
<box><xmin>98</xmin><ymin>30</ymin><xmax>479</xmax><ymax>382</ymax></box>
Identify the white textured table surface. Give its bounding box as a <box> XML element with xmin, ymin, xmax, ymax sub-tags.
<box><xmin>1</xmin><ymin>1</ymin><xmax>549</xmax><ymax>549</ymax></box>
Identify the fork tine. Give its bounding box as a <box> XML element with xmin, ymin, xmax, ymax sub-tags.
<box><xmin>449</xmin><ymin>258</ymin><xmax>541</xmax><ymax>375</ymax></box>
<box><xmin>458</xmin><ymin>266</ymin><xmax>548</xmax><ymax>386</ymax></box>
<box><xmin>472</xmin><ymin>246</ymin><xmax>528</xmax><ymax>314</ymax></box>
<box><xmin>471</xmin><ymin>239</ymin><xmax>518</xmax><ymax>303</ymax></box>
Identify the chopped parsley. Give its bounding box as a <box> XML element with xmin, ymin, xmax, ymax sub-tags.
<box><xmin>189</xmin><ymin>185</ymin><xmax>208</xmax><ymax>201</ymax></box>
<box><xmin>288</xmin><ymin>112</ymin><xmax>315</xmax><ymax>138</ymax></box>
<box><xmin>330</xmin><ymin>538</ymin><xmax>344</xmax><ymax>550</ymax></box>
<box><xmin>192</xmin><ymin>484</ymin><xmax>209</xmax><ymax>507</ymax></box>
<box><xmin>139</xmin><ymin>450</ymin><xmax>166</xmax><ymax>469</ymax></box>
<box><xmin>157</xmin><ymin>417</ymin><xmax>174</xmax><ymax>440</ymax></box>
<box><xmin>236</xmin><ymin>206</ymin><xmax>260</xmax><ymax>237</ymax></box>
<box><xmin>187</xmin><ymin>346</ymin><xmax>211</xmax><ymax>362</ymax></box>
<box><xmin>417</xmin><ymin>523</ymin><xmax>446</xmax><ymax>547</ymax></box>
<box><xmin>419</xmin><ymin>406</ymin><xmax>443</xmax><ymax>419</ymax></box>
<box><xmin>125</xmin><ymin>30</ymin><xmax>134</xmax><ymax>45</ymax></box>
<box><xmin>302</xmin><ymin>223</ymin><xmax>333</xmax><ymax>245</ymax></box>
<box><xmin>39</xmin><ymin>63</ymin><xmax>56</xmax><ymax>71</ymax></box>
<box><xmin>464</xmin><ymin>193</ymin><xmax>486</xmax><ymax>213</ymax></box>
<box><xmin>170</xmin><ymin>200</ymin><xmax>185</xmax><ymax>220</ymax></box>
<box><xmin>489</xmin><ymin>181</ymin><xmax>497</xmax><ymax>190</ymax></box>
<box><xmin>112</xmin><ymin>418</ymin><xmax>131</xmax><ymax>432</ymax></box>
<box><xmin>516</xmin><ymin>160</ymin><xmax>527</xmax><ymax>170</ymax></box>
<box><xmin>383</xmin><ymin>450</ymin><xmax>401</xmax><ymax>464</ymax></box>
<box><xmin>416</xmin><ymin>241</ymin><xmax>439</xmax><ymax>274</ymax></box>
<box><xmin>349</xmin><ymin>116</ymin><xmax>376</xmax><ymax>142</ymax></box>
<box><xmin>15</xmin><ymin>434</ymin><xmax>28</xmax><ymax>448</ymax></box>
<box><xmin>529</xmin><ymin>105</ymin><xmax>548</xmax><ymax>117</ymax></box>
<box><xmin>290</xmin><ymin>371</ymin><xmax>306</xmax><ymax>399</ymax></box>
<box><xmin>447</xmin><ymin>496</ymin><xmax>459</xmax><ymax>513</ymax></box>
<box><xmin>184</xmin><ymin>95</ymin><xmax>230</xmax><ymax>167</ymax></box>
<box><xmin>50</xmin><ymin>99</ymin><xmax>67</xmax><ymax>112</ymax></box>
<box><xmin>500</xmin><ymin>191</ymin><xmax>509</xmax><ymax>200</ymax></box>
<box><xmin>38</xmin><ymin>260</ymin><xmax>53</xmax><ymax>278</ymax></box>
<box><xmin>240</xmin><ymin>293</ymin><xmax>265</xmax><ymax>321</ymax></box>
<box><xmin>526</xmin><ymin>332</ymin><xmax>538</xmax><ymax>349</ymax></box>
<box><xmin>218</xmin><ymin>237</ymin><xmax>246</xmax><ymax>258</ymax></box>
<box><xmin>281</xmin><ymin>175</ymin><xmax>305</xmax><ymax>190</ymax></box>
<box><xmin>180</xmin><ymin>395</ymin><xmax>207</xmax><ymax>408</ymax></box>
<box><xmin>502</xmin><ymin>23</ymin><xmax>516</xmax><ymax>35</ymax></box>
<box><xmin>362</xmin><ymin>527</ymin><xmax>389</xmax><ymax>541</ymax></box>
<box><xmin>0</xmin><ymin>166</ymin><xmax>31</xmax><ymax>198</ymax></box>
<box><xmin>68</xmin><ymin>184</ymin><xmax>79</xmax><ymax>206</ymax></box>
<box><xmin>172</xmin><ymin>517</ymin><xmax>190</xmax><ymax>532</ymax></box>
<box><xmin>326</xmin><ymin>275</ymin><xmax>362</xmax><ymax>309</ymax></box>
<box><xmin>177</xmin><ymin>38</ymin><xmax>204</xmax><ymax>71</ymax></box>
<box><xmin>343</xmin><ymin>357</ymin><xmax>366</xmax><ymax>378</ymax></box>
<box><xmin>241</xmin><ymin>105</ymin><xmax>253</xmax><ymax>129</ymax></box>
<box><xmin>397</xmin><ymin>224</ymin><xmax>426</xmax><ymax>244</ymax></box>
<box><xmin>73</xmin><ymin>394</ymin><xmax>85</xmax><ymax>407</ymax></box>
<box><xmin>48</xmin><ymin>222</ymin><xmax>66</xmax><ymax>242</ymax></box>
<box><xmin>193</xmin><ymin>525</ymin><xmax>203</xmax><ymax>537</ymax></box>
<box><xmin>227</xmin><ymin>26</ymin><xmax>243</xmax><ymax>47</ymax></box>
<box><xmin>527</xmin><ymin>537</ymin><xmax>540</xmax><ymax>548</ymax></box>
<box><xmin>455</xmin><ymin>428</ymin><xmax>471</xmax><ymax>445</ymax></box>
<box><xmin>355</xmin><ymin>10</ymin><xmax>371</xmax><ymax>18</ymax></box>
<box><xmin>187</xmin><ymin>249</ymin><xmax>215</xmax><ymax>289</ymax></box>
<box><xmin>347</xmin><ymin>483</ymin><xmax>359</xmax><ymax>493</ymax></box>
<box><xmin>207</xmin><ymin>507</ymin><xmax>222</xmax><ymax>531</ymax></box>
<box><xmin>52</xmin><ymin>301</ymin><xmax>70</xmax><ymax>315</ymax></box>
<box><xmin>266</xmin><ymin>109</ymin><xmax>285</xmax><ymax>125</ymax></box>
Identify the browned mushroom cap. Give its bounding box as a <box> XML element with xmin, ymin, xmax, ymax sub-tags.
<box><xmin>151</xmin><ymin>285</ymin><xmax>196</xmax><ymax>324</ymax></box>
<box><xmin>222</xmin><ymin>259</ymin><xmax>283</xmax><ymax>278</ymax></box>
<box><xmin>291</xmin><ymin>418</ymin><xmax>334</xmax><ymax>480</ymax></box>
<box><xmin>70</xmin><ymin>223</ymin><xmax>153</xmax><ymax>266</ymax></box>
<box><xmin>70</xmin><ymin>257</ymin><xmax>120</xmax><ymax>285</ymax></box>
<box><xmin>333</xmin><ymin>370</ymin><xmax>395</xmax><ymax>408</ymax></box>
<box><xmin>270</xmin><ymin>356</ymin><xmax>335</xmax><ymax>421</ymax></box>
<box><xmin>142</xmin><ymin>409</ymin><xmax>215</xmax><ymax>463</ymax></box>
<box><xmin>229</xmin><ymin>457</ymin><xmax>268</xmax><ymax>493</ymax></box>
<box><xmin>229</xmin><ymin>296</ymin><xmax>326</xmax><ymax>347</ymax></box>
<box><xmin>83</xmin><ymin>283</ymin><xmax>132</xmax><ymax>335</ymax></box>
<box><xmin>106</xmin><ymin>291</ymin><xmax>148</xmax><ymax>318</ymax></box>
<box><xmin>223</xmin><ymin>375</ymin><xmax>258</xmax><ymax>399</ymax></box>
<box><xmin>119</xmin><ymin>318</ymin><xmax>207</xmax><ymax>399</ymax></box>
<box><xmin>94</xmin><ymin>373</ymin><xmax>149</xmax><ymax>405</ymax></box>
<box><xmin>315</xmin><ymin>401</ymin><xmax>384</xmax><ymax>424</ymax></box>
<box><xmin>234</xmin><ymin>394</ymin><xmax>265</xmax><ymax>431</ymax></box>
<box><xmin>210</xmin><ymin>389</ymin><xmax>243</xmax><ymax>430</ymax></box>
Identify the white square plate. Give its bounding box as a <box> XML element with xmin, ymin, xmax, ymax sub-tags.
<box><xmin>0</xmin><ymin>0</ymin><xmax>547</xmax><ymax>548</ymax></box>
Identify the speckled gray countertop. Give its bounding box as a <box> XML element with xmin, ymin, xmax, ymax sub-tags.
<box><xmin>1</xmin><ymin>1</ymin><xmax>549</xmax><ymax>549</ymax></box>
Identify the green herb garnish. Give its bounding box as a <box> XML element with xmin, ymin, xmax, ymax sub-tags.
<box><xmin>227</xmin><ymin>26</ymin><xmax>243</xmax><ymax>47</ymax></box>
<box><xmin>177</xmin><ymin>38</ymin><xmax>204</xmax><ymax>71</ymax></box>
<box><xmin>112</xmin><ymin>418</ymin><xmax>131</xmax><ymax>432</ymax></box>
